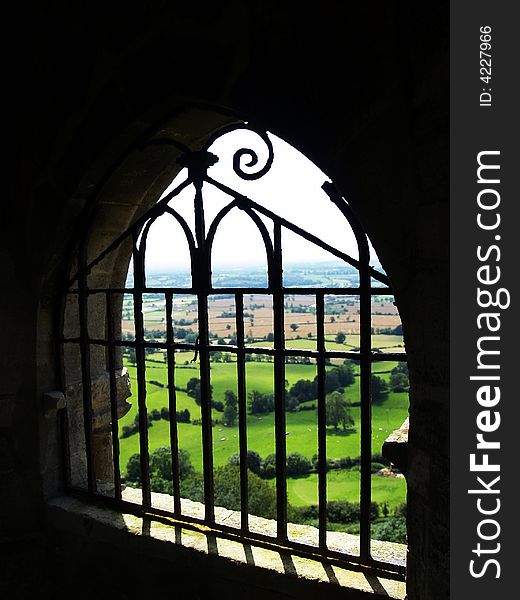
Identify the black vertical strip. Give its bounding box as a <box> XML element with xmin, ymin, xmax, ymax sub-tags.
<box><xmin>273</xmin><ymin>222</ymin><xmax>287</xmax><ymax>540</ymax></box>
<box><xmin>78</xmin><ymin>248</ymin><xmax>96</xmax><ymax>493</ymax></box>
<box><xmin>192</xmin><ymin>175</ymin><xmax>215</xmax><ymax>523</ymax></box>
<box><xmin>197</xmin><ymin>292</ymin><xmax>214</xmax><ymax>521</ymax></box>
<box><xmin>359</xmin><ymin>265</ymin><xmax>372</xmax><ymax>560</ymax></box>
<box><xmin>132</xmin><ymin>236</ymin><xmax>151</xmax><ymax>507</ymax></box>
<box><xmin>235</xmin><ymin>293</ymin><xmax>249</xmax><ymax>530</ymax></box>
<box><xmin>316</xmin><ymin>293</ymin><xmax>327</xmax><ymax>548</ymax></box>
<box><xmin>319</xmin><ymin>180</ymin><xmax>374</xmax><ymax>561</ymax></box>
<box><xmin>165</xmin><ymin>292</ymin><xmax>181</xmax><ymax>513</ymax></box>
<box><xmin>106</xmin><ymin>292</ymin><xmax>121</xmax><ymax>500</ymax></box>
<box><xmin>451</xmin><ymin>5</ymin><xmax>518</xmax><ymax>598</ymax></box>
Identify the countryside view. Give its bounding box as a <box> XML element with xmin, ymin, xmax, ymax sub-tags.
<box><xmin>118</xmin><ymin>263</ymin><xmax>408</xmax><ymax>544</ymax></box>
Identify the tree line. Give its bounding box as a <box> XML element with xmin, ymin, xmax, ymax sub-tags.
<box><xmin>120</xmin><ymin>407</ymin><xmax>191</xmax><ymax>438</ymax></box>
<box><xmin>123</xmin><ymin>446</ymin><xmax>406</xmax><ymax>543</ymax></box>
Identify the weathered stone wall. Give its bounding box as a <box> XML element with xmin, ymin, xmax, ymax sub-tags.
<box><xmin>64</xmin><ymin>369</ymin><xmax>131</xmax><ymax>487</ymax></box>
<box><xmin>2</xmin><ymin>3</ymin><xmax>448</xmax><ymax>598</ymax></box>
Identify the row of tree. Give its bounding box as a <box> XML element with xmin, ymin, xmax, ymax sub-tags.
<box><xmin>225</xmin><ymin>449</ymin><xmax>390</xmax><ymax>480</ymax></box>
<box><xmin>123</xmin><ymin>447</ymin><xmax>406</xmax><ymax>543</ymax></box>
<box><xmin>122</xmin><ymin>361</ymin><xmax>407</xmax><ymax>437</ymax></box>
<box><xmin>120</xmin><ymin>407</ymin><xmax>191</xmax><ymax>438</ymax></box>
<box><xmin>227</xmin><ymin>450</ymin><xmax>313</xmax><ymax>479</ymax></box>
<box><xmin>182</xmin><ymin>362</ymin><xmax>358</xmax><ymax>428</ymax></box>
<box><xmin>125</xmin><ymin>447</ymin><xmax>278</xmax><ymax>519</ymax></box>
<box><xmin>186</xmin><ymin>380</ymin><xmax>239</xmax><ymax>425</ymax></box>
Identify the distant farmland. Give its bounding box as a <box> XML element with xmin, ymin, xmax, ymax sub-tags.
<box><xmin>118</xmin><ymin>265</ymin><xmax>407</xmax><ymax>516</ymax></box>
<box><xmin>118</xmin><ymin>354</ymin><xmax>408</xmax><ymax>510</ymax></box>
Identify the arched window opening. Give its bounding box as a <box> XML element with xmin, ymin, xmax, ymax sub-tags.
<box><xmin>208</xmin><ymin>205</ymin><xmax>271</xmax><ymax>288</ymax></box>
<box><xmin>61</xmin><ymin>123</ymin><xmax>408</xmax><ymax>576</ymax></box>
<box><xmin>141</xmin><ymin>211</ymin><xmax>194</xmax><ymax>288</ymax></box>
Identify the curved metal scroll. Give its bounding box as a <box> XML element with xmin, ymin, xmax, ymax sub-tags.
<box><xmin>202</xmin><ymin>123</ymin><xmax>274</xmax><ymax>181</ymax></box>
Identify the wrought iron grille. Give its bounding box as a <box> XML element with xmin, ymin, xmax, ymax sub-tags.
<box><xmin>61</xmin><ymin>123</ymin><xmax>406</xmax><ymax>577</ymax></box>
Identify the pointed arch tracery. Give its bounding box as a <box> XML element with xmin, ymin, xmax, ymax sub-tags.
<box><xmin>137</xmin><ymin>207</ymin><xmax>197</xmax><ymax>286</ymax></box>
<box><xmin>206</xmin><ymin>200</ymin><xmax>274</xmax><ymax>286</ymax></box>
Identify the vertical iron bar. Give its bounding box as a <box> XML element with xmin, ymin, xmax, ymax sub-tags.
<box><xmin>359</xmin><ymin>265</ymin><xmax>372</xmax><ymax>560</ymax></box>
<box><xmin>235</xmin><ymin>293</ymin><xmax>249</xmax><ymax>530</ymax></box>
<box><xmin>78</xmin><ymin>250</ymin><xmax>96</xmax><ymax>493</ymax></box>
<box><xmin>106</xmin><ymin>292</ymin><xmax>121</xmax><ymax>500</ymax></box>
<box><xmin>165</xmin><ymin>292</ymin><xmax>181</xmax><ymax>513</ymax></box>
<box><xmin>316</xmin><ymin>293</ymin><xmax>327</xmax><ymax>548</ymax></box>
<box><xmin>320</xmin><ymin>180</ymin><xmax>376</xmax><ymax>562</ymax></box>
<box><xmin>192</xmin><ymin>169</ymin><xmax>214</xmax><ymax>522</ymax></box>
<box><xmin>273</xmin><ymin>222</ymin><xmax>287</xmax><ymax>540</ymax></box>
<box><xmin>197</xmin><ymin>292</ymin><xmax>214</xmax><ymax>521</ymax></box>
<box><xmin>132</xmin><ymin>236</ymin><xmax>151</xmax><ymax>507</ymax></box>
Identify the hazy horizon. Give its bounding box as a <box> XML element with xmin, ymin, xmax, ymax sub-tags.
<box><xmin>143</xmin><ymin>258</ymin><xmax>381</xmax><ymax>276</ymax></box>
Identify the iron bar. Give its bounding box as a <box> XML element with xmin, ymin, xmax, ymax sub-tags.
<box><xmin>132</xmin><ymin>236</ymin><xmax>151</xmax><ymax>508</ymax></box>
<box><xmin>60</xmin><ymin>337</ymin><xmax>405</xmax><ymax>363</ymax></box>
<box><xmin>62</xmin><ymin>338</ymin><xmax>197</xmax><ymax>351</ymax></box>
<box><xmin>106</xmin><ymin>292</ymin><xmax>122</xmax><ymax>500</ymax></box>
<box><xmin>61</xmin><ymin>338</ymin><xmax>405</xmax><ymax>362</ymax></box>
<box><xmin>196</xmin><ymin>301</ymin><xmax>215</xmax><ymax>522</ymax></box>
<box><xmin>235</xmin><ymin>293</ymin><xmax>249</xmax><ymax>530</ymax></box>
<box><xmin>166</xmin><ymin>292</ymin><xmax>181</xmax><ymax>513</ymax></box>
<box><xmin>191</xmin><ymin>157</ymin><xmax>215</xmax><ymax>523</ymax></box>
<box><xmin>273</xmin><ymin>223</ymin><xmax>287</xmax><ymax>540</ymax></box>
<box><xmin>316</xmin><ymin>293</ymin><xmax>327</xmax><ymax>549</ymax></box>
<box><xmin>370</xmin><ymin>352</ymin><xmax>408</xmax><ymax>362</ymax></box>
<box><xmin>359</xmin><ymin>267</ymin><xmax>372</xmax><ymax>560</ymax></box>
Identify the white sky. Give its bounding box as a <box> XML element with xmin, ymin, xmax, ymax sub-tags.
<box><xmin>142</xmin><ymin>130</ymin><xmax>380</xmax><ymax>273</ymax></box>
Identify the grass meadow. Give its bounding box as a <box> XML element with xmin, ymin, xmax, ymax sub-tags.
<box><xmin>118</xmin><ymin>350</ymin><xmax>408</xmax><ymax>509</ymax></box>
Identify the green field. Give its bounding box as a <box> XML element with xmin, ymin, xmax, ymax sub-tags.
<box><xmin>250</xmin><ymin>335</ymin><xmax>405</xmax><ymax>353</ymax></box>
<box><xmin>119</xmin><ymin>353</ymin><xmax>408</xmax><ymax>509</ymax></box>
<box><xmin>286</xmin><ymin>470</ymin><xmax>405</xmax><ymax>509</ymax></box>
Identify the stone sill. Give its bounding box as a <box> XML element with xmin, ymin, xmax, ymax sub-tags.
<box><xmin>46</xmin><ymin>491</ymin><xmax>406</xmax><ymax>600</ymax></box>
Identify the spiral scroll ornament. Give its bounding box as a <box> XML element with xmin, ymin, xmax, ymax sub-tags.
<box><xmin>204</xmin><ymin>124</ymin><xmax>275</xmax><ymax>181</ymax></box>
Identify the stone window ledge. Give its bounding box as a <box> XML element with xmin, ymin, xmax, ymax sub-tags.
<box><xmin>382</xmin><ymin>418</ymin><xmax>409</xmax><ymax>476</ymax></box>
<box><xmin>46</xmin><ymin>491</ymin><xmax>406</xmax><ymax>599</ymax></box>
